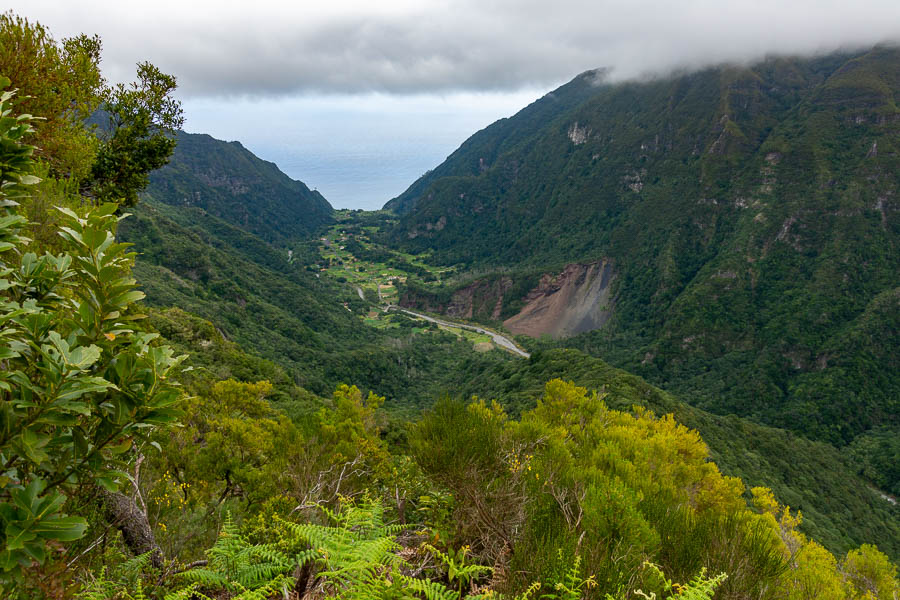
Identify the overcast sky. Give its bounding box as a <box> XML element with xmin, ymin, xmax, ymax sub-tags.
<box><xmin>8</xmin><ymin>0</ymin><xmax>900</xmax><ymax>208</ymax></box>
<box><xmin>11</xmin><ymin>0</ymin><xmax>900</xmax><ymax>96</ymax></box>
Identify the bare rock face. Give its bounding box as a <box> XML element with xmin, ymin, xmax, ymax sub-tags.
<box><xmin>504</xmin><ymin>261</ymin><xmax>615</xmax><ymax>339</ymax></box>
<box><xmin>568</xmin><ymin>122</ymin><xmax>591</xmax><ymax>145</ymax></box>
<box><xmin>399</xmin><ymin>277</ymin><xmax>512</xmax><ymax>321</ymax></box>
<box><xmin>446</xmin><ymin>277</ymin><xmax>513</xmax><ymax>320</ymax></box>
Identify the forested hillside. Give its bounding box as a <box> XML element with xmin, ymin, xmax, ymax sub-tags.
<box><xmin>1</xmin><ymin>12</ymin><xmax>898</xmax><ymax>600</ymax></box>
<box><xmin>144</xmin><ymin>130</ymin><xmax>333</xmax><ymax>242</ymax></box>
<box><xmin>122</xmin><ymin>157</ymin><xmax>517</xmax><ymax>404</ymax></box>
<box><xmin>385</xmin><ymin>47</ymin><xmax>900</xmax><ymax>491</ymax></box>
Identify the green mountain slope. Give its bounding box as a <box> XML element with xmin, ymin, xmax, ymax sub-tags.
<box><xmin>119</xmin><ymin>199</ymin><xmax>514</xmax><ymax>404</ymax></box>
<box><xmin>116</xmin><ymin>72</ymin><xmax>900</xmax><ymax>564</ymax></box>
<box><xmin>384</xmin><ymin>69</ymin><xmax>605</xmax><ymax>214</ymax></box>
<box><xmin>144</xmin><ymin>130</ymin><xmax>333</xmax><ymax>242</ymax></box>
<box><xmin>384</xmin><ymin>48</ymin><xmax>900</xmax><ymax>459</ymax></box>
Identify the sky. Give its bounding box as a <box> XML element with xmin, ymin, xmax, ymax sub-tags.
<box><xmin>8</xmin><ymin>0</ymin><xmax>900</xmax><ymax>209</ymax></box>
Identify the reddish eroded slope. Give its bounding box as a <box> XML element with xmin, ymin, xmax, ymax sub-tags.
<box><xmin>504</xmin><ymin>261</ymin><xmax>615</xmax><ymax>338</ymax></box>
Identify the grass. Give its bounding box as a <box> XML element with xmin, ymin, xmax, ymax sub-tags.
<box><xmin>318</xmin><ymin>222</ymin><xmax>440</xmax><ymax>292</ymax></box>
<box><xmin>316</xmin><ymin>215</ymin><xmax>497</xmax><ymax>352</ymax></box>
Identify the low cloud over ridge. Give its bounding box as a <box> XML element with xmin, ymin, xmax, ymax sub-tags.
<box><xmin>10</xmin><ymin>0</ymin><xmax>900</xmax><ymax>97</ymax></box>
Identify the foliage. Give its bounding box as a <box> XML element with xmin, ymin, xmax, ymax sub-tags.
<box><xmin>143</xmin><ymin>130</ymin><xmax>333</xmax><ymax>242</ymax></box>
<box><xmin>411</xmin><ymin>397</ymin><xmax>527</xmax><ymax>563</ymax></box>
<box><xmin>74</xmin><ymin>552</ymin><xmax>155</xmax><ymax>600</ymax></box>
<box><xmin>0</xmin><ymin>81</ymin><xmax>41</xmax><ymax>198</ymax></box>
<box><xmin>635</xmin><ymin>563</ymin><xmax>726</xmax><ymax>600</ymax></box>
<box><xmin>5</xmin><ymin>13</ymin><xmax>900</xmax><ymax>600</ymax></box>
<box><xmin>174</xmin><ymin>513</ymin><xmax>294</xmax><ymax>600</ymax></box>
<box><xmin>0</xmin><ymin>12</ymin><xmax>182</xmax><ymax>205</ymax></box>
<box><xmin>385</xmin><ymin>48</ymin><xmax>900</xmax><ymax>487</ymax></box>
<box><xmin>160</xmin><ymin>379</ymin><xmax>302</xmax><ymax>510</ymax></box>
<box><xmin>280</xmin><ymin>499</ymin><xmax>410</xmax><ymax>598</ymax></box>
<box><xmin>539</xmin><ymin>554</ymin><xmax>596</xmax><ymax>600</ymax></box>
<box><xmin>0</xmin><ymin>11</ymin><xmax>103</xmax><ymax>180</ymax></box>
<box><xmin>144</xmin><ymin>306</ymin><xmax>320</xmax><ymax>407</ymax></box>
<box><xmin>848</xmin><ymin>426</ymin><xmax>900</xmax><ymax>496</ymax></box>
<box><xmin>447</xmin><ymin>348</ymin><xmax>900</xmax><ymax>559</ymax></box>
<box><xmin>0</xmin><ymin>86</ymin><xmax>183</xmax><ymax>587</ymax></box>
<box><xmin>841</xmin><ymin>544</ymin><xmax>899</xmax><ymax>600</ymax></box>
<box><xmin>118</xmin><ymin>198</ymin><xmax>514</xmax><ymax>404</ymax></box>
<box><xmin>314</xmin><ymin>384</ymin><xmax>389</xmax><ymax>469</ymax></box>
<box><xmin>424</xmin><ymin>543</ymin><xmax>493</xmax><ymax>596</ymax></box>
<box><xmin>164</xmin><ymin>499</ymin><xmax>493</xmax><ymax>600</ymax></box>
<box><xmin>410</xmin><ymin>380</ymin><xmax>899</xmax><ymax>598</ymax></box>
<box><xmin>147</xmin><ymin>378</ymin><xmax>397</xmax><ymax>564</ymax></box>
<box><xmin>90</xmin><ymin>63</ymin><xmax>184</xmax><ymax>206</ymax></box>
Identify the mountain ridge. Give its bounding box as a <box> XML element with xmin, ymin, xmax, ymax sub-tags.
<box><xmin>143</xmin><ymin>129</ymin><xmax>334</xmax><ymax>243</ymax></box>
<box><xmin>382</xmin><ymin>46</ymin><xmax>900</xmax><ymax>486</ymax></box>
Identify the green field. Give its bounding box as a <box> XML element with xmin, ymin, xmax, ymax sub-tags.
<box><xmin>315</xmin><ymin>212</ymin><xmax>491</xmax><ymax>351</ymax></box>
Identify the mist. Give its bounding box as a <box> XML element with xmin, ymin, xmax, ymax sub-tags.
<box><xmin>10</xmin><ymin>0</ymin><xmax>900</xmax><ymax>97</ymax></box>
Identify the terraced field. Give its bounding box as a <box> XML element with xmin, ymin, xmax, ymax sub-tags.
<box><xmin>317</xmin><ymin>211</ymin><xmax>501</xmax><ymax>352</ymax></box>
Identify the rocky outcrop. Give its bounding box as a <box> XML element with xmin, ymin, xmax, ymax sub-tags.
<box><xmin>568</xmin><ymin>122</ymin><xmax>591</xmax><ymax>145</ymax></box>
<box><xmin>504</xmin><ymin>261</ymin><xmax>615</xmax><ymax>339</ymax></box>
<box><xmin>445</xmin><ymin>277</ymin><xmax>512</xmax><ymax>320</ymax></box>
<box><xmin>399</xmin><ymin>277</ymin><xmax>513</xmax><ymax>321</ymax></box>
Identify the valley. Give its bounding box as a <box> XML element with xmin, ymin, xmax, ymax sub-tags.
<box><xmin>1</xmin><ymin>13</ymin><xmax>898</xmax><ymax>597</ymax></box>
<box><xmin>384</xmin><ymin>46</ymin><xmax>900</xmax><ymax>495</ymax></box>
<box><xmin>121</xmin><ymin>64</ymin><xmax>900</xmax><ymax>561</ymax></box>
<box><xmin>313</xmin><ymin>209</ymin><xmax>529</xmax><ymax>356</ymax></box>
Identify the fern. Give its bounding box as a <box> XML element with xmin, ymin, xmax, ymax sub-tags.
<box><xmin>161</xmin><ymin>499</ymin><xmax>499</xmax><ymax>600</ymax></box>
<box><xmin>512</xmin><ymin>581</ymin><xmax>543</xmax><ymax>600</ymax></box>
<box><xmin>423</xmin><ymin>543</ymin><xmax>493</xmax><ymax>596</ymax></box>
<box><xmin>76</xmin><ymin>552</ymin><xmax>155</xmax><ymax>600</ymax></box>
<box><xmin>278</xmin><ymin>498</ymin><xmax>410</xmax><ymax>596</ymax></box>
<box><xmin>540</xmin><ymin>554</ymin><xmax>596</xmax><ymax>600</ymax></box>
<box><xmin>172</xmin><ymin>513</ymin><xmax>293</xmax><ymax>598</ymax></box>
<box><xmin>675</xmin><ymin>569</ymin><xmax>727</xmax><ymax>600</ymax></box>
<box><xmin>400</xmin><ymin>575</ymin><xmax>462</xmax><ymax>600</ymax></box>
<box><xmin>161</xmin><ymin>584</ymin><xmax>204</xmax><ymax>600</ymax></box>
<box><xmin>634</xmin><ymin>563</ymin><xmax>727</xmax><ymax>600</ymax></box>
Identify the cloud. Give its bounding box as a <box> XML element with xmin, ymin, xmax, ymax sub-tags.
<box><xmin>8</xmin><ymin>0</ymin><xmax>900</xmax><ymax>97</ymax></box>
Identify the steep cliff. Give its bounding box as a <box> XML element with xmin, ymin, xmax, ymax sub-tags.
<box><xmin>504</xmin><ymin>261</ymin><xmax>615</xmax><ymax>338</ymax></box>
<box><xmin>144</xmin><ymin>131</ymin><xmax>333</xmax><ymax>243</ymax></box>
<box><xmin>384</xmin><ymin>47</ymin><xmax>900</xmax><ymax>462</ymax></box>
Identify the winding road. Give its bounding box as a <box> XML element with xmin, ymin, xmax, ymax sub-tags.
<box><xmin>387</xmin><ymin>306</ymin><xmax>530</xmax><ymax>358</ymax></box>
<box><xmin>354</xmin><ymin>287</ymin><xmax>529</xmax><ymax>358</ymax></box>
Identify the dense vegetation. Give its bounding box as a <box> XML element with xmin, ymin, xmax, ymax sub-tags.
<box><xmin>144</xmin><ymin>130</ymin><xmax>333</xmax><ymax>243</ymax></box>
<box><xmin>384</xmin><ymin>48</ymin><xmax>900</xmax><ymax>492</ymax></box>
<box><xmin>446</xmin><ymin>349</ymin><xmax>900</xmax><ymax>558</ymax></box>
<box><xmin>1</xmin><ymin>12</ymin><xmax>898</xmax><ymax>600</ymax></box>
<box><xmin>117</xmin><ymin>198</ymin><xmax>515</xmax><ymax>405</ymax></box>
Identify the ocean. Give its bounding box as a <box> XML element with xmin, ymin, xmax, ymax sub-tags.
<box><xmin>181</xmin><ymin>91</ymin><xmax>542</xmax><ymax>211</ymax></box>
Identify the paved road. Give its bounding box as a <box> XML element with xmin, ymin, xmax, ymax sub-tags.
<box><xmin>388</xmin><ymin>306</ymin><xmax>530</xmax><ymax>358</ymax></box>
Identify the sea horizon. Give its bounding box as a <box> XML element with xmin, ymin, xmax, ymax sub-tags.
<box><xmin>182</xmin><ymin>90</ymin><xmax>544</xmax><ymax>211</ymax></box>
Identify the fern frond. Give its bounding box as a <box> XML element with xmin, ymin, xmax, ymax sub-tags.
<box><xmin>295</xmin><ymin>547</ymin><xmax>319</xmax><ymax>567</ymax></box>
<box><xmin>517</xmin><ymin>581</ymin><xmax>543</xmax><ymax>600</ymax></box>
<box><xmin>76</xmin><ymin>552</ymin><xmax>158</xmax><ymax>600</ymax></box>
<box><xmin>231</xmin><ymin>574</ymin><xmax>293</xmax><ymax>600</ymax></box>
<box><xmin>164</xmin><ymin>583</ymin><xmax>213</xmax><ymax>600</ymax></box>
<box><xmin>636</xmin><ymin>564</ymin><xmax>726</xmax><ymax>600</ymax></box>
<box><xmin>178</xmin><ymin>568</ymin><xmax>233</xmax><ymax>589</ymax></box>
<box><xmin>131</xmin><ymin>581</ymin><xmax>147</xmax><ymax>600</ymax></box>
<box><xmin>400</xmin><ymin>575</ymin><xmax>462</xmax><ymax>600</ymax></box>
<box><xmin>119</xmin><ymin>552</ymin><xmax>154</xmax><ymax>579</ymax></box>
<box><xmin>676</xmin><ymin>569</ymin><xmax>727</xmax><ymax>600</ymax></box>
<box><xmin>74</xmin><ymin>566</ymin><xmax>116</xmax><ymax>600</ymax></box>
<box><xmin>423</xmin><ymin>543</ymin><xmax>453</xmax><ymax>565</ymax></box>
